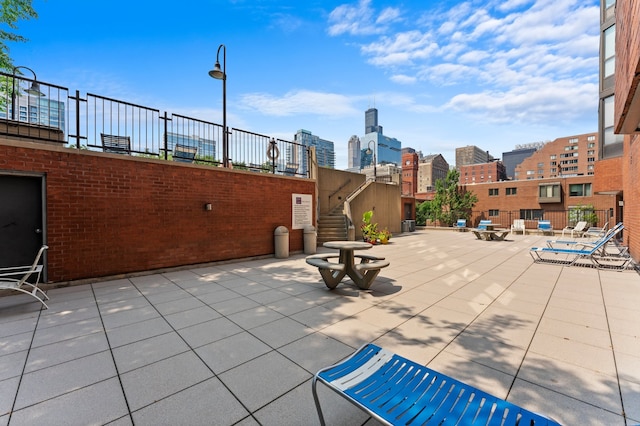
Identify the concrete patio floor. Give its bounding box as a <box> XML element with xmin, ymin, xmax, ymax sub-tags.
<box><xmin>1</xmin><ymin>230</ymin><xmax>639</xmax><ymax>426</ymax></box>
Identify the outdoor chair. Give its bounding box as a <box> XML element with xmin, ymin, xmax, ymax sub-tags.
<box><xmin>510</xmin><ymin>219</ymin><xmax>525</xmax><ymax>235</ymax></box>
<box><xmin>173</xmin><ymin>144</ymin><xmax>198</xmax><ymax>163</ymax></box>
<box><xmin>100</xmin><ymin>133</ymin><xmax>131</xmax><ymax>154</ymax></box>
<box><xmin>0</xmin><ymin>245</ymin><xmax>49</xmax><ymax>308</ymax></box>
<box><xmin>537</xmin><ymin>220</ymin><xmax>553</xmax><ymax>235</ymax></box>
<box><xmin>584</xmin><ymin>221</ymin><xmax>609</xmax><ymax>239</ymax></box>
<box><xmin>313</xmin><ymin>343</ymin><xmax>560</xmax><ymax>426</ymax></box>
<box><xmin>530</xmin><ymin>224</ymin><xmax>632</xmax><ymax>270</ymax></box>
<box><xmin>561</xmin><ymin>221</ymin><xmax>588</xmax><ymax>238</ymax></box>
<box><xmin>454</xmin><ymin>219</ymin><xmax>466</xmax><ymax>231</ymax></box>
<box><xmin>283</xmin><ymin>162</ymin><xmax>299</xmax><ymax>176</ymax></box>
<box><xmin>477</xmin><ymin>219</ymin><xmax>491</xmax><ymax>230</ymax></box>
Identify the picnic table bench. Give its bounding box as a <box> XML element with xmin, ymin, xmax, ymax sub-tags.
<box><xmin>471</xmin><ymin>229</ymin><xmax>510</xmax><ymax>241</ymax></box>
<box><xmin>305</xmin><ymin>242</ymin><xmax>389</xmax><ymax>289</ymax></box>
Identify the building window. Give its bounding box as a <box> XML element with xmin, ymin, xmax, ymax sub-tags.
<box><xmin>603</xmin><ymin>95</ymin><xmax>624</xmax><ymax>149</ymax></box>
<box><xmin>604</xmin><ymin>25</ymin><xmax>615</xmax><ymax>78</ymax></box>
<box><xmin>520</xmin><ymin>209</ymin><xmax>544</xmax><ymax>220</ymax></box>
<box><xmin>489</xmin><ymin>188</ymin><xmax>499</xmax><ymax>196</ymax></box>
<box><xmin>550</xmin><ymin>154</ymin><xmax>556</xmax><ymax>160</ymax></box>
<box><xmin>489</xmin><ymin>209</ymin><xmax>499</xmax><ymax>217</ymax></box>
<box><xmin>587</xmin><ymin>135</ymin><xmax>596</xmax><ymax>141</ymax></box>
<box><xmin>506</xmin><ymin>187</ymin><xmax>517</xmax><ymax>195</ymax></box>
<box><xmin>539</xmin><ymin>183</ymin><xmax>561</xmax><ymax>203</ymax></box>
<box><xmin>569</xmin><ymin>183</ymin><xmax>592</xmax><ymax>197</ymax></box>
<box><xmin>569</xmin><ymin>138</ymin><xmax>578</xmax><ymax>143</ymax></box>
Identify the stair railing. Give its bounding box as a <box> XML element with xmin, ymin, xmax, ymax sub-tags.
<box><xmin>343</xmin><ymin>180</ymin><xmax>373</xmax><ymax>241</ymax></box>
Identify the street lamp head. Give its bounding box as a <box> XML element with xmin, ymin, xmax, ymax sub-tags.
<box><xmin>25</xmin><ymin>81</ymin><xmax>45</xmax><ymax>97</ymax></box>
<box><xmin>208</xmin><ymin>62</ymin><xmax>225</xmax><ymax>80</ymax></box>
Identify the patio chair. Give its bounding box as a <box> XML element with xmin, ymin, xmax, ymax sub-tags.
<box><xmin>312</xmin><ymin>343</ymin><xmax>560</xmax><ymax>426</ymax></box>
<box><xmin>537</xmin><ymin>220</ymin><xmax>553</xmax><ymax>235</ymax></box>
<box><xmin>0</xmin><ymin>245</ymin><xmax>49</xmax><ymax>309</ymax></box>
<box><xmin>173</xmin><ymin>144</ymin><xmax>197</xmax><ymax>163</ymax></box>
<box><xmin>454</xmin><ymin>219</ymin><xmax>466</xmax><ymax>231</ymax></box>
<box><xmin>530</xmin><ymin>224</ymin><xmax>631</xmax><ymax>270</ymax></box>
<box><xmin>510</xmin><ymin>219</ymin><xmax>525</xmax><ymax>235</ymax></box>
<box><xmin>561</xmin><ymin>221</ymin><xmax>588</xmax><ymax>238</ymax></box>
<box><xmin>584</xmin><ymin>221</ymin><xmax>609</xmax><ymax>239</ymax></box>
<box><xmin>100</xmin><ymin>133</ymin><xmax>131</xmax><ymax>154</ymax></box>
<box><xmin>477</xmin><ymin>219</ymin><xmax>491</xmax><ymax>230</ymax></box>
<box><xmin>283</xmin><ymin>162</ymin><xmax>299</xmax><ymax>176</ymax></box>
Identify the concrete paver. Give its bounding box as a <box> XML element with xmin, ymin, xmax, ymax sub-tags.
<box><xmin>1</xmin><ymin>230</ymin><xmax>639</xmax><ymax>425</ymax></box>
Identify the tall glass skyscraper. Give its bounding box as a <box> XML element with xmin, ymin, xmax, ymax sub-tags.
<box><xmin>294</xmin><ymin>129</ymin><xmax>336</xmax><ymax>173</ymax></box>
<box><xmin>360</xmin><ymin>108</ymin><xmax>401</xmax><ymax>168</ymax></box>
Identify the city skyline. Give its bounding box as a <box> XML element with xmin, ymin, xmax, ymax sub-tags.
<box><xmin>10</xmin><ymin>0</ymin><xmax>599</xmax><ymax>168</ymax></box>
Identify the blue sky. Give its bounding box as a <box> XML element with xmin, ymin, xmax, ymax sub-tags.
<box><xmin>11</xmin><ymin>0</ymin><xmax>600</xmax><ymax>168</ymax></box>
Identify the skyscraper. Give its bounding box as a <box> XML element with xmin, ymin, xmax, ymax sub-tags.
<box><xmin>361</xmin><ymin>108</ymin><xmax>401</xmax><ymax>168</ymax></box>
<box><xmin>347</xmin><ymin>135</ymin><xmax>361</xmax><ymax>169</ymax></box>
<box><xmin>365</xmin><ymin>108</ymin><xmax>382</xmax><ymax>134</ymax></box>
<box><xmin>294</xmin><ymin>129</ymin><xmax>335</xmax><ymax>170</ymax></box>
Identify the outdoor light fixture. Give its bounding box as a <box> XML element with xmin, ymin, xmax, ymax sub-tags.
<box><xmin>366</xmin><ymin>140</ymin><xmax>377</xmax><ymax>181</ymax></box>
<box><xmin>208</xmin><ymin>44</ymin><xmax>228</xmax><ymax>168</ymax></box>
<box><xmin>11</xmin><ymin>66</ymin><xmax>44</xmax><ymax>120</ymax></box>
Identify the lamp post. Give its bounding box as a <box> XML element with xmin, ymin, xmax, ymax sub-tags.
<box><xmin>208</xmin><ymin>44</ymin><xmax>228</xmax><ymax>167</ymax></box>
<box><xmin>366</xmin><ymin>140</ymin><xmax>377</xmax><ymax>181</ymax></box>
<box><xmin>11</xmin><ymin>66</ymin><xmax>44</xmax><ymax>120</ymax></box>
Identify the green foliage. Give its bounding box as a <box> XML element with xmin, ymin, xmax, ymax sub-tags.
<box><xmin>568</xmin><ymin>204</ymin><xmax>598</xmax><ymax>226</ymax></box>
<box><xmin>361</xmin><ymin>210</ymin><xmax>378</xmax><ymax>243</ymax></box>
<box><xmin>1</xmin><ymin>0</ymin><xmax>38</xmax><ymax>71</ymax></box>
<box><xmin>419</xmin><ymin>169</ymin><xmax>477</xmax><ymax>227</ymax></box>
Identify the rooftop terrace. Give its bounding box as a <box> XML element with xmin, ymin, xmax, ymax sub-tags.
<box><xmin>1</xmin><ymin>230</ymin><xmax>639</xmax><ymax>425</ymax></box>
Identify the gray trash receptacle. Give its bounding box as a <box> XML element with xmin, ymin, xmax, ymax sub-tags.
<box><xmin>408</xmin><ymin>220</ymin><xmax>416</xmax><ymax>232</ymax></box>
<box><xmin>303</xmin><ymin>225</ymin><xmax>317</xmax><ymax>254</ymax></box>
<box><xmin>401</xmin><ymin>221</ymin><xmax>409</xmax><ymax>233</ymax></box>
<box><xmin>274</xmin><ymin>226</ymin><xmax>289</xmax><ymax>258</ymax></box>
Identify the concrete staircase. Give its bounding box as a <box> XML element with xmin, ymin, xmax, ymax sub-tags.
<box><xmin>317</xmin><ymin>209</ymin><xmax>348</xmax><ymax>244</ymax></box>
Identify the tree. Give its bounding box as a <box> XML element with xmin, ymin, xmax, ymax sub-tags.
<box><xmin>418</xmin><ymin>169</ymin><xmax>477</xmax><ymax>227</ymax></box>
<box><xmin>1</xmin><ymin>0</ymin><xmax>37</xmax><ymax>71</ymax></box>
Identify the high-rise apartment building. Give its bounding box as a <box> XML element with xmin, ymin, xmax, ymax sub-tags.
<box><xmin>294</xmin><ymin>129</ymin><xmax>335</xmax><ymax>169</ymax></box>
<box><xmin>165</xmin><ymin>132</ymin><xmax>216</xmax><ymax>158</ymax></box>
<box><xmin>513</xmin><ymin>133</ymin><xmax>598</xmax><ymax>180</ymax></box>
<box><xmin>360</xmin><ymin>108</ymin><xmax>401</xmax><ymax>168</ymax></box>
<box><xmin>347</xmin><ymin>135</ymin><xmax>361</xmax><ymax>169</ymax></box>
<box><xmin>4</xmin><ymin>94</ymin><xmax>65</xmax><ymax>131</ymax></box>
<box><xmin>455</xmin><ymin>145</ymin><xmax>493</xmax><ymax>168</ymax></box>
<box><xmin>502</xmin><ymin>142</ymin><xmax>545</xmax><ymax>180</ymax></box>
<box><xmin>417</xmin><ymin>154</ymin><xmax>449</xmax><ymax>192</ymax></box>
<box><xmin>599</xmin><ymin>0</ymin><xmax>623</xmax><ymax>159</ymax></box>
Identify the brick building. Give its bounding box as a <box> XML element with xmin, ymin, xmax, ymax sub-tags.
<box><xmin>514</xmin><ymin>133</ymin><xmax>597</xmax><ymax>180</ymax></box>
<box><xmin>401</xmin><ymin>152</ymin><xmax>419</xmax><ymax>196</ymax></box>
<box><xmin>417</xmin><ymin>154</ymin><xmax>449</xmax><ymax>193</ymax></box>
<box><xmin>455</xmin><ymin>145</ymin><xmax>493</xmax><ymax>168</ymax></box>
<box><xmin>609</xmin><ymin>0</ymin><xmax>640</xmax><ymax>258</ymax></box>
<box><xmin>459</xmin><ymin>161</ymin><xmax>506</xmax><ymax>184</ymax></box>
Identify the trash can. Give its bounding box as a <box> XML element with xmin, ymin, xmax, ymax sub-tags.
<box><xmin>303</xmin><ymin>225</ymin><xmax>317</xmax><ymax>255</ymax></box>
<box><xmin>401</xmin><ymin>221</ymin><xmax>410</xmax><ymax>233</ymax></box>
<box><xmin>407</xmin><ymin>220</ymin><xmax>416</xmax><ymax>232</ymax></box>
<box><xmin>274</xmin><ymin>226</ymin><xmax>289</xmax><ymax>258</ymax></box>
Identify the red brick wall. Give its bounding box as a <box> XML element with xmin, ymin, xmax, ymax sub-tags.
<box><xmin>0</xmin><ymin>141</ymin><xmax>315</xmax><ymax>282</ymax></box>
<box><xmin>623</xmin><ymin>135</ymin><xmax>640</xmax><ymax>255</ymax></box>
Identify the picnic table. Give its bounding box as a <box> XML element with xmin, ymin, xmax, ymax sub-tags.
<box><xmin>305</xmin><ymin>241</ymin><xmax>389</xmax><ymax>289</ymax></box>
<box><xmin>472</xmin><ymin>224</ymin><xmax>509</xmax><ymax>241</ymax></box>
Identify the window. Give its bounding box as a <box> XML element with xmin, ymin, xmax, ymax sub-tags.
<box><xmin>520</xmin><ymin>209</ymin><xmax>544</xmax><ymax>220</ymax></box>
<box><xmin>539</xmin><ymin>183</ymin><xmax>561</xmax><ymax>203</ymax></box>
<box><xmin>587</xmin><ymin>135</ymin><xmax>596</xmax><ymax>141</ymax></box>
<box><xmin>550</xmin><ymin>154</ymin><xmax>556</xmax><ymax>160</ymax></box>
<box><xmin>569</xmin><ymin>183</ymin><xmax>592</xmax><ymax>197</ymax></box>
<box><xmin>603</xmin><ymin>95</ymin><xmax>624</xmax><ymax>148</ymax></box>
<box><xmin>604</xmin><ymin>25</ymin><xmax>615</xmax><ymax>78</ymax></box>
<box><xmin>489</xmin><ymin>188</ymin><xmax>499</xmax><ymax>196</ymax></box>
<box><xmin>506</xmin><ymin>187</ymin><xmax>517</xmax><ymax>195</ymax></box>
<box><xmin>569</xmin><ymin>138</ymin><xmax>578</xmax><ymax>143</ymax></box>
<box><xmin>489</xmin><ymin>209</ymin><xmax>499</xmax><ymax>217</ymax></box>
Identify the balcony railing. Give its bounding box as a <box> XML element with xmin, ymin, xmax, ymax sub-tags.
<box><xmin>0</xmin><ymin>71</ymin><xmax>310</xmax><ymax>178</ymax></box>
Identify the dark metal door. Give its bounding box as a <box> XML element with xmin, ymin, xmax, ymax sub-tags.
<box><xmin>0</xmin><ymin>175</ymin><xmax>44</xmax><ymax>268</ymax></box>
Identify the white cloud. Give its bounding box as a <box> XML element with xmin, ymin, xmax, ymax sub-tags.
<box><xmin>239</xmin><ymin>90</ymin><xmax>360</xmax><ymax>118</ymax></box>
<box><xmin>327</xmin><ymin>0</ymin><xmax>399</xmax><ymax>36</ymax></box>
<box><xmin>390</xmin><ymin>74</ymin><xmax>417</xmax><ymax>85</ymax></box>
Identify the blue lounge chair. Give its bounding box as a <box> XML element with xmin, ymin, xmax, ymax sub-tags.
<box><xmin>312</xmin><ymin>343</ymin><xmax>560</xmax><ymax>426</ymax></box>
<box><xmin>477</xmin><ymin>219</ymin><xmax>491</xmax><ymax>230</ymax></box>
<box><xmin>537</xmin><ymin>220</ymin><xmax>553</xmax><ymax>235</ymax></box>
<box><xmin>454</xmin><ymin>219</ymin><xmax>466</xmax><ymax>231</ymax></box>
<box><xmin>530</xmin><ymin>224</ymin><xmax>631</xmax><ymax>269</ymax></box>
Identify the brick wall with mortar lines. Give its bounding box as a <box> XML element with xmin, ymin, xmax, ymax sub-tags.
<box><xmin>624</xmin><ymin>135</ymin><xmax>640</xmax><ymax>257</ymax></box>
<box><xmin>0</xmin><ymin>141</ymin><xmax>315</xmax><ymax>282</ymax></box>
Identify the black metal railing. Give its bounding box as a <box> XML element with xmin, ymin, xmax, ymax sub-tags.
<box><xmin>469</xmin><ymin>209</ymin><xmax>611</xmax><ymax>230</ymax></box>
<box><xmin>0</xmin><ymin>71</ymin><xmax>310</xmax><ymax>178</ymax></box>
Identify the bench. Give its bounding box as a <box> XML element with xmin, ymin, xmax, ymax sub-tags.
<box><xmin>312</xmin><ymin>343</ymin><xmax>559</xmax><ymax>426</ymax></box>
<box><xmin>354</xmin><ymin>253</ymin><xmax>385</xmax><ymax>263</ymax></box>
<box><xmin>306</xmin><ymin>254</ymin><xmax>346</xmax><ymax>289</ymax></box>
<box><xmin>472</xmin><ymin>229</ymin><xmax>509</xmax><ymax>241</ymax></box>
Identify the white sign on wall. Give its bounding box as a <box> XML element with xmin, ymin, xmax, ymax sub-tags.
<box><xmin>292</xmin><ymin>193</ymin><xmax>313</xmax><ymax>230</ymax></box>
